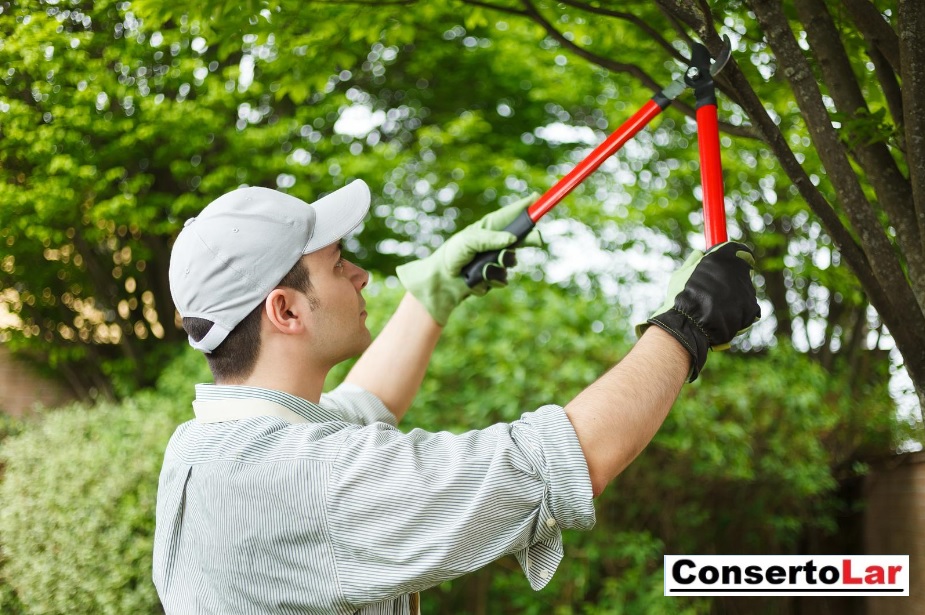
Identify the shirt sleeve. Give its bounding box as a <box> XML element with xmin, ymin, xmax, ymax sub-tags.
<box><xmin>326</xmin><ymin>404</ymin><xmax>595</xmax><ymax>607</ymax></box>
<box><xmin>320</xmin><ymin>383</ymin><xmax>398</xmax><ymax>427</ymax></box>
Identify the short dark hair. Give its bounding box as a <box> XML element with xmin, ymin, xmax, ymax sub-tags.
<box><xmin>183</xmin><ymin>258</ymin><xmax>313</xmax><ymax>382</ymax></box>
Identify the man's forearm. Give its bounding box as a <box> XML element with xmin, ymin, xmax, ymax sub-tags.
<box><xmin>345</xmin><ymin>292</ymin><xmax>442</xmax><ymax>423</ymax></box>
<box><xmin>564</xmin><ymin>326</ymin><xmax>690</xmax><ymax>497</ymax></box>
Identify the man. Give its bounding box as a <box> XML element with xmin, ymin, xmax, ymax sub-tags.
<box><xmin>154</xmin><ymin>179</ymin><xmax>759</xmax><ymax>614</ymax></box>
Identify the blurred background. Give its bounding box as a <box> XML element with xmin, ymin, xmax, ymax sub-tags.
<box><xmin>0</xmin><ymin>0</ymin><xmax>922</xmax><ymax>613</ymax></box>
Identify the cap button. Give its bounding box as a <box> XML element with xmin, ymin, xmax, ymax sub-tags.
<box><xmin>184</xmin><ymin>217</ymin><xmax>196</xmax><ymax>227</ymax></box>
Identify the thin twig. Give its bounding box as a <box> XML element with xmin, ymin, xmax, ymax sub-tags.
<box><xmin>306</xmin><ymin>0</ymin><xmax>416</xmax><ymax>5</ymax></box>
<box><xmin>661</xmin><ymin>9</ymin><xmax>695</xmax><ymax>47</ymax></box>
<box><xmin>460</xmin><ymin>0</ymin><xmax>528</xmax><ymax>17</ymax></box>
<box><xmin>555</xmin><ymin>0</ymin><xmax>687</xmax><ymax>63</ymax></box>
<box><xmin>513</xmin><ymin>0</ymin><xmax>758</xmax><ymax>139</ymax></box>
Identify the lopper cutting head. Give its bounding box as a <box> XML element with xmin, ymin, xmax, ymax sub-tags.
<box><xmin>664</xmin><ymin>35</ymin><xmax>733</xmax><ymax>102</ymax></box>
<box><xmin>708</xmin><ymin>35</ymin><xmax>733</xmax><ymax>77</ymax></box>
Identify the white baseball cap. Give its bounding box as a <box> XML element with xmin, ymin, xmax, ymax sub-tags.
<box><xmin>169</xmin><ymin>180</ymin><xmax>370</xmax><ymax>353</ymax></box>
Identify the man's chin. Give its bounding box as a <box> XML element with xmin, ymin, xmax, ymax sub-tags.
<box><xmin>351</xmin><ymin>329</ymin><xmax>373</xmax><ymax>358</ymax></box>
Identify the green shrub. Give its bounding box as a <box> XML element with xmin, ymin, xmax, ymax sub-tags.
<box><xmin>0</xmin><ymin>413</ymin><xmax>26</xmax><ymax>614</ymax></box>
<box><xmin>0</xmin><ymin>353</ymin><xmax>207</xmax><ymax>614</ymax></box>
<box><xmin>0</xmin><ymin>413</ymin><xmax>24</xmax><ymax>444</ymax></box>
<box><xmin>0</xmin><ymin>396</ymin><xmax>167</xmax><ymax>614</ymax></box>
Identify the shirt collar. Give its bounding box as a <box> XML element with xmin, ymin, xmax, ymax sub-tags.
<box><xmin>194</xmin><ymin>383</ymin><xmax>344</xmax><ymax>423</ymax></box>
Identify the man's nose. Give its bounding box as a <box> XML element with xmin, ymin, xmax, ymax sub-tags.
<box><xmin>349</xmin><ymin>261</ymin><xmax>369</xmax><ymax>290</ymax></box>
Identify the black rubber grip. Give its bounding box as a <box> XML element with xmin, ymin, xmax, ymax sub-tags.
<box><xmin>653</xmin><ymin>90</ymin><xmax>672</xmax><ymax>109</ymax></box>
<box><xmin>460</xmin><ymin>208</ymin><xmax>536</xmax><ymax>287</ymax></box>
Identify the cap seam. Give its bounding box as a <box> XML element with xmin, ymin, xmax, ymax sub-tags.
<box><xmin>191</xmin><ymin>227</ymin><xmax>269</xmax><ymax>295</ymax></box>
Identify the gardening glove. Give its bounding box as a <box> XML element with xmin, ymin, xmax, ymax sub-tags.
<box><xmin>396</xmin><ymin>194</ymin><xmax>542</xmax><ymax>326</ymax></box>
<box><xmin>637</xmin><ymin>242</ymin><xmax>761</xmax><ymax>382</ymax></box>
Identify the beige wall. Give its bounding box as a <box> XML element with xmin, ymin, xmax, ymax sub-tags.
<box><xmin>0</xmin><ymin>345</ymin><xmax>75</xmax><ymax>417</ymax></box>
<box><xmin>864</xmin><ymin>451</ymin><xmax>925</xmax><ymax>615</ymax></box>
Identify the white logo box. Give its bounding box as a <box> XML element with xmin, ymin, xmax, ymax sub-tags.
<box><xmin>664</xmin><ymin>555</ymin><xmax>909</xmax><ymax>597</ymax></box>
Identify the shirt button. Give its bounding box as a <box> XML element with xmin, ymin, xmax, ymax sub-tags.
<box><xmin>545</xmin><ymin>517</ymin><xmax>557</xmax><ymax>528</ymax></box>
<box><xmin>539</xmin><ymin>569</ymin><xmax>550</xmax><ymax>580</ymax></box>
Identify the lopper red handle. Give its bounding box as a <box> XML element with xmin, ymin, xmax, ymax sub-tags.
<box><xmin>695</xmin><ymin>104</ymin><xmax>727</xmax><ymax>247</ymax></box>
<box><xmin>461</xmin><ymin>98</ymin><xmax>671</xmax><ymax>287</ymax></box>
<box><xmin>526</xmin><ymin>99</ymin><xmax>667</xmax><ymax>223</ymax></box>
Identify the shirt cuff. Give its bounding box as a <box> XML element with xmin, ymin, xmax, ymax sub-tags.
<box><xmin>321</xmin><ymin>383</ymin><xmax>398</xmax><ymax>427</ymax></box>
<box><xmin>511</xmin><ymin>404</ymin><xmax>595</xmax><ymax>589</ymax></box>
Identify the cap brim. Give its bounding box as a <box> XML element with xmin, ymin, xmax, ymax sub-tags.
<box><xmin>304</xmin><ymin>180</ymin><xmax>371</xmax><ymax>253</ymax></box>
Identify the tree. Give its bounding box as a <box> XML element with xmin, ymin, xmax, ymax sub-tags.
<box><xmin>0</xmin><ymin>0</ymin><xmax>412</xmax><ymax>394</ymax></box>
<box><xmin>319</xmin><ymin>0</ymin><xmax>925</xmax><ymax>419</ymax></box>
<box><xmin>668</xmin><ymin>0</ymin><xmax>925</xmax><ymax>413</ymax></box>
<box><xmin>431</xmin><ymin>0</ymin><xmax>925</xmax><ymax>407</ymax></box>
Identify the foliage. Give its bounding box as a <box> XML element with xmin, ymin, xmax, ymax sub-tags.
<box><xmin>618</xmin><ymin>345</ymin><xmax>895</xmax><ymax>550</ymax></box>
<box><xmin>3</xmin><ymin>0</ymin><xmax>922</xmax><ymax>412</ymax></box>
<box><xmin>407</xmin><ymin>286</ymin><xmax>896</xmax><ymax>613</ymax></box>
<box><xmin>0</xmin><ymin>413</ymin><xmax>25</xmax><ymax>615</ymax></box>
<box><xmin>0</xmin><ymin>412</ymin><xmax>23</xmax><ymax>444</ymax></box>
<box><xmin>0</xmin><ymin>354</ymin><xmax>200</xmax><ymax>614</ymax></box>
<box><xmin>333</xmin><ymin>280</ymin><xmax>896</xmax><ymax>613</ymax></box>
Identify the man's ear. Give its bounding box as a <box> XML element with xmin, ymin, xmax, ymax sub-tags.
<box><xmin>264</xmin><ymin>288</ymin><xmax>310</xmax><ymax>336</ymax></box>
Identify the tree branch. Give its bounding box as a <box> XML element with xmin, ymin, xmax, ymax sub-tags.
<box><xmin>899</xmin><ymin>0</ymin><xmax>925</xmax><ymax>286</ymax></box>
<box><xmin>657</xmin><ymin>2</ymin><xmax>894</xmax><ymax>339</ymax></box>
<box><xmin>511</xmin><ymin>0</ymin><xmax>758</xmax><ymax>139</ymax></box>
<box><xmin>689</xmin><ymin>9</ymin><xmax>923</xmax><ymax>348</ymax></box>
<box><xmin>304</xmin><ymin>0</ymin><xmax>416</xmax><ymax>5</ymax></box>
<box><xmin>749</xmin><ymin>0</ymin><xmax>925</xmax><ymax>396</ymax></box>
<box><xmin>868</xmin><ymin>44</ymin><xmax>904</xmax><ymax>148</ymax></box>
<box><xmin>841</xmin><ymin>0</ymin><xmax>901</xmax><ymax>74</ymax></box>
<box><xmin>555</xmin><ymin>0</ymin><xmax>688</xmax><ymax>64</ymax></box>
<box><xmin>839</xmin><ymin>0</ymin><xmax>905</xmax><ymax>142</ymax></box>
<box><xmin>657</xmin><ymin>6</ymin><xmax>696</xmax><ymax>47</ymax></box>
<box><xmin>459</xmin><ymin>0</ymin><xmax>527</xmax><ymax>17</ymax></box>
<box><xmin>518</xmin><ymin>0</ymin><xmax>662</xmax><ymax>90</ymax></box>
<box><xmin>796</xmin><ymin>0</ymin><xmax>921</xmax><ymax>297</ymax></box>
<box><xmin>654</xmin><ymin>0</ymin><xmax>706</xmax><ymax>39</ymax></box>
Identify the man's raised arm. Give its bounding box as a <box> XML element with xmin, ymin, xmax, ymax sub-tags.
<box><xmin>566</xmin><ymin>242</ymin><xmax>760</xmax><ymax>496</ymax></box>
<box><xmin>344</xmin><ymin>293</ymin><xmax>441</xmax><ymax>422</ymax></box>
<box><xmin>345</xmin><ymin>196</ymin><xmax>540</xmax><ymax>422</ymax></box>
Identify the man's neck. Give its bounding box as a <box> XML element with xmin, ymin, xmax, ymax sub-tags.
<box><xmin>227</xmin><ymin>362</ymin><xmax>329</xmax><ymax>404</ymax></box>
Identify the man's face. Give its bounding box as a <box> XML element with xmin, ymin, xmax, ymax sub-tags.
<box><xmin>301</xmin><ymin>242</ymin><xmax>371</xmax><ymax>366</ymax></box>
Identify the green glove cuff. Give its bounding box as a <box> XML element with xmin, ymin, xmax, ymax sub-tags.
<box><xmin>397</xmin><ymin>257</ymin><xmax>480</xmax><ymax>326</ymax></box>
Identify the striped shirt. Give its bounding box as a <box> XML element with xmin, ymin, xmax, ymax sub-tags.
<box><xmin>153</xmin><ymin>382</ymin><xmax>595</xmax><ymax>614</ymax></box>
